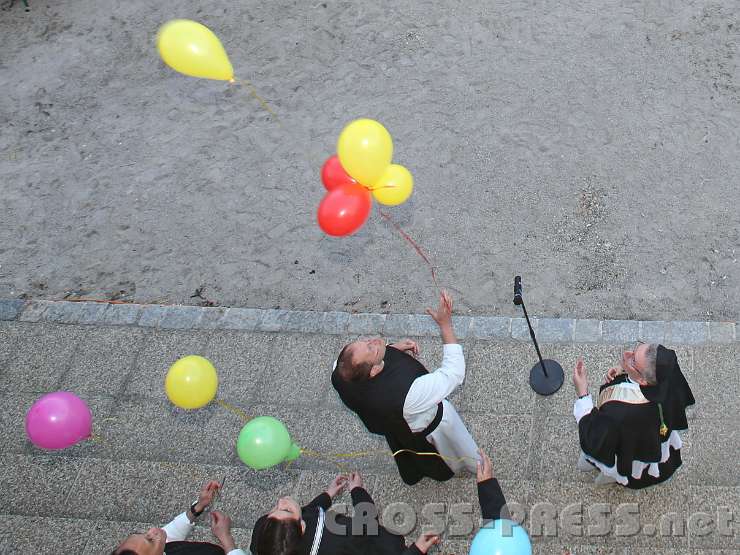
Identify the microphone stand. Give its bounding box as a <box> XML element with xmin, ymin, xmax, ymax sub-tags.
<box><xmin>514</xmin><ymin>276</ymin><xmax>564</xmax><ymax>396</ymax></box>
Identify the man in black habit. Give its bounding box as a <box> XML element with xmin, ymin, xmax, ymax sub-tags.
<box><xmin>331</xmin><ymin>290</ymin><xmax>479</xmax><ymax>485</ymax></box>
<box><xmin>572</xmin><ymin>342</ymin><xmax>695</xmax><ymax>488</ymax></box>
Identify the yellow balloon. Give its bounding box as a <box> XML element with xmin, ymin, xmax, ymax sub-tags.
<box><xmin>165</xmin><ymin>355</ymin><xmax>218</xmax><ymax>409</ymax></box>
<box><xmin>157</xmin><ymin>19</ymin><xmax>234</xmax><ymax>81</ymax></box>
<box><xmin>337</xmin><ymin>119</ymin><xmax>393</xmax><ymax>186</ymax></box>
<box><xmin>372</xmin><ymin>164</ymin><xmax>414</xmax><ymax>206</ymax></box>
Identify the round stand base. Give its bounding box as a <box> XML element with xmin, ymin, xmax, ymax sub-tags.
<box><xmin>529</xmin><ymin>359</ymin><xmax>564</xmax><ymax>396</ymax></box>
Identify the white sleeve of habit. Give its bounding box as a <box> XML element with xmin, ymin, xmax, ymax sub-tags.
<box><xmin>162</xmin><ymin>512</ymin><xmax>193</xmax><ymax>542</ymax></box>
<box><xmin>573</xmin><ymin>395</ymin><xmax>594</xmax><ymax>423</ymax></box>
<box><xmin>404</xmin><ymin>344</ymin><xmax>465</xmax><ymax>416</ymax></box>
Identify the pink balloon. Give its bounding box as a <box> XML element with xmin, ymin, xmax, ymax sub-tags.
<box><xmin>25</xmin><ymin>392</ymin><xmax>92</xmax><ymax>450</ymax></box>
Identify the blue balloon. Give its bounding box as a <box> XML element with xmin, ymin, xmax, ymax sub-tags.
<box><xmin>469</xmin><ymin>519</ymin><xmax>532</xmax><ymax>555</ymax></box>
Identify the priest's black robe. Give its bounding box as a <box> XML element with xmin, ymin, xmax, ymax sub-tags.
<box><xmin>251</xmin><ymin>487</ymin><xmax>423</xmax><ymax>555</ymax></box>
<box><xmin>477</xmin><ymin>478</ymin><xmax>507</xmax><ymax>522</ymax></box>
<box><xmin>164</xmin><ymin>542</ymin><xmax>225</xmax><ymax>554</ymax></box>
<box><xmin>577</xmin><ymin>345</ymin><xmax>695</xmax><ymax>489</ymax></box>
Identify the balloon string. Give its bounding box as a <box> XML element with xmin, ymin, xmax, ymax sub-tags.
<box><xmin>216</xmin><ymin>399</ymin><xmax>251</xmax><ymax>424</ymax></box>
<box><xmin>300</xmin><ymin>447</ymin><xmax>478</xmax><ymax>468</ymax></box>
<box><xmin>378</xmin><ymin>210</ymin><xmax>440</xmax><ymax>292</ymax></box>
<box><xmin>232</xmin><ymin>78</ymin><xmax>279</xmax><ymax>121</ymax></box>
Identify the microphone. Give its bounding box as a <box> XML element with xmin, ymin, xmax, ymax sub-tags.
<box><xmin>513</xmin><ymin>276</ymin><xmax>523</xmax><ymax>305</ymax></box>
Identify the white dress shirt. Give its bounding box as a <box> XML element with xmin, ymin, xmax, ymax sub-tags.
<box><xmin>163</xmin><ymin>512</ymin><xmax>248</xmax><ymax>555</ymax></box>
<box><xmin>403</xmin><ymin>343</ymin><xmax>479</xmax><ymax>474</ymax></box>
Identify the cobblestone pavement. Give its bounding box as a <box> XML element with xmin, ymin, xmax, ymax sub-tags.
<box><xmin>0</xmin><ymin>301</ymin><xmax>737</xmax><ymax>554</ymax></box>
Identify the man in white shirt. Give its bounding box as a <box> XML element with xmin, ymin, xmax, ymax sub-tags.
<box><xmin>331</xmin><ymin>291</ymin><xmax>479</xmax><ymax>485</ymax></box>
<box><xmin>111</xmin><ymin>480</ymin><xmax>248</xmax><ymax>555</ymax></box>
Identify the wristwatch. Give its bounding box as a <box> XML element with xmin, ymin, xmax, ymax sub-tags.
<box><xmin>190</xmin><ymin>500</ymin><xmax>204</xmax><ymax>518</ymax></box>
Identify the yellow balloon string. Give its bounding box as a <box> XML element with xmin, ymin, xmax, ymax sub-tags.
<box><xmin>231</xmin><ymin>78</ymin><xmax>279</xmax><ymax>122</ymax></box>
<box><xmin>215</xmin><ymin>398</ymin><xmax>251</xmax><ymax>424</ymax></box>
<box><xmin>299</xmin><ymin>447</ymin><xmax>479</xmax><ymax>469</ymax></box>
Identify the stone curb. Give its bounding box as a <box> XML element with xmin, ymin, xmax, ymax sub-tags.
<box><xmin>0</xmin><ymin>299</ymin><xmax>736</xmax><ymax>345</ymax></box>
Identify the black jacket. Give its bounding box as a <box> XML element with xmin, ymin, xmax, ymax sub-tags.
<box><xmin>251</xmin><ymin>487</ymin><xmax>423</xmax><ymax>555</ymax></box>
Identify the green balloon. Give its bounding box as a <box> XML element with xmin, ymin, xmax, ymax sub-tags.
<box><xmin>237</xmin><ymin>416</ymin><xmax>301</xmax><ymax>470</ymax></box>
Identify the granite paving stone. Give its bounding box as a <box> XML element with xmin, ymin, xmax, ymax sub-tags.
<box><xmin>465</xmin><ymin>414</ymin><xmax>534</xmax><ymax>483</ymax></box>
<box><xmin>64</xmin><ymin>459</ymin><xmax>192</xmax><ymax>521</ymax></box>
<box><xmin>98</xmin><ymin>302</ymin><xmax>142</xmax><ymax>326</ymax></box>
<box><xmin>470</xmin><ymin>316</ymin><xmax>511</xmax><ymax>339</ymax></box>
<box><xmin>348</xmin><ymin>313</ymin><xmax>386</xmax><ymax>335</ymax></box>
<box><xmin>57</xmin><ymin>326</ymin><xmax>144</xmax><ymax>396</ymax></box>
<box><xmin>253</xmin><ymin>333</ymin><xmax>343</xmax><ymax>405</ymax></box>
<box><xmin>125</xmin><ymin>329</ymin><xmax>210</xmax><ymax>398</ymax></box>
<box><xmin>708</xmin><ymin>321</ymin><xmax>736</xmax><ymax>343</ymax></box>
<box><xmin>137</xmin><ymin>305</ymin><xmax>169</xmax><ymax>328</ymax></box>
<box><xmin>669</xmin><ymin>321</ymin><xmax>709</xmax><ymax>345</ymax></box>
<box><xmin>639</xmin><ymin>320</ymin><xmax>667</xmax><ymax>344</ymax></box>
<box><xmin>0</xmin><ymin>299</ymin><xmax>23</xmax><ymax>321</ymax></box>
<box><xmin>256</xmin><ymin>309</ymin><xmax>291</xmax><ymax>332</ymax></box>
<box><xmin>684</xmin><ymin>345</ymin><xmax>739</xmax><ymax>418</ymax></box>
<box><xmin>2</xmin><ymin>323</ymin><xmax>86</xmax><ymax>392</ymax></box>
<box><xmin>538</xmin><ymin>318</ymin><xmax>575</xmax><ymax>343</ymax></box>
<box><xmin>320</xmin><ymin>311</ymin><xmax>351</xmax><ymax>335</ymax></box>
<box><xmin>283</xmin><ymin>310</ymin><xmax>326</xmax><ymax>333</ymax></box>
<box><xmin>158</xmin><ymin>305</ymin><xmax>206</xmax><ymax>329</ymax></box>
<box><xmin>685</xmin><ymin>486</ymin><xmax>739</xmax><ymax>550</ymax></box>
<box><xmin>219</xmin><ymin>307</ymin><xmax>263</xmax><ymax>331</ymax></box>
<box><xmin>0</xmin><ymin>321</ymin><xmax>24</xmax><ymax>373</ymax></box>
<box><xmin>574</xmin><ymin>319</ymin><xmax>601</xmax><ymax>343</ymax></box>
<box><xmin>602</xmin><ymin>320</ymin><xmax>640</xmax><ymax>343</ymax></box>
<box><xmin>203</xmin><ymin>331</ymin><xmax>277</xmax><ymax>405</ymax></box>
<box><xmin>384</xmin><ymin>314</ymin><xmax>418</xmax><ymax>336</ymax></box>
<box><xmin>194</xmin><ymin>306</ymin><xmax>228</xmax><ymax>329</ymax></box>
<box><xmin>462</xmin><ymin>341</ymin><xmax>535</xmax><ymax>413</ymax></box>
<box><xmin>100</xmin><ymin>398</ymin><xmax>241</xmax><ymax>465</ymax></box>
<box><xmin>0</xmin><ymin>455</ymin><xmax>85</xmax><ymax>516</ymax></box>
<box><xmin>17</xmin><ymin>300</ymin><xmax>52</xmax><ymax>322</ymax></box>
<box><xmin>679</xmin><ymin>418</ymin><xmax>739</xmax><ymax>487</ymax></box>
<box><xmin>44</xmin><ymin>301</ymin><xmax>108</xmax><ymax>325</ymax></box>
<box><xmin>0</xmin><ymin>515</ymin><xmax>95</xmax><ymax>555</ymax></box>
<box><xmin>512</xmin><ymin>317</ymin><xmax>536</xmax><ymax>341</ymax></box>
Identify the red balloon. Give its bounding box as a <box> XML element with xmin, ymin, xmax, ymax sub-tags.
<box><xmin>321</xmin><ymin>154</ymin><xmax>357</xmax><ymax>191</ymax></box>
<box><xmin>317</xmin><ymin>184</ymin><xmax>372</xmax><ymax>236</ymax></box>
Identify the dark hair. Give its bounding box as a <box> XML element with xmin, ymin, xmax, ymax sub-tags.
<box><xmin>336</xmin><ymin>344</ymin><xmax>373</xmax><ymax>382</ymax></box>
<box><xmin>111</xmin><ymin>550</ymin><xmax>138</xmax><ymax>555</ymax></box>
<box><xmin>254</xmin><ymin>516</ymin><xmax>302</xmax><ymax>555</ymax></box>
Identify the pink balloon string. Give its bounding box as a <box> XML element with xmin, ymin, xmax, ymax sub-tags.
<box><xmin>378</xmin><ymin>210</ymin><xmax>440</xmax><ymax>293</ymax></box>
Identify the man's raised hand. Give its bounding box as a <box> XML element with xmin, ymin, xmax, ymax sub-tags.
<box><xmin>390</xmin><ymin>339</ymin><xmax>419</xmax><ymax>357</ymax></box>
<box><xmin>573</xmin><ymin>357</ymin><xmax>589</xmax><ymax>397</ymax></box>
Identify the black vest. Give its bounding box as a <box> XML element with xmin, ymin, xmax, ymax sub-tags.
<box><xmin>332</xmin><ymin>346</ymin><xmax>453</xmax><ymax>484</ymax></box>
<box><xmin>164</xmin><ymin>541</ymin><xmax>225</xmax><ymax>554</ymax></box>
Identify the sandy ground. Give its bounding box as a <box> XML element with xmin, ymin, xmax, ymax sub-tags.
<box><xmin>0</xmin><ymin>0</ymin><xmax>738</xmax><ymax>320</ymax></box>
